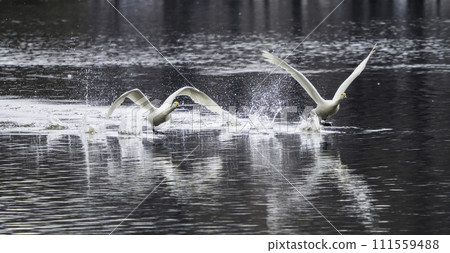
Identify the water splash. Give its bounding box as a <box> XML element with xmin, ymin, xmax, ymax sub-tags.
<box><xmin>0</xmin><ymin>97</ymin><xmax>336</xmax><ymax>135</ymax></box>
<box><xmin>297</xmin><ymin>114</ymin><xmax>321</xmax><ymax>132</ymax></box>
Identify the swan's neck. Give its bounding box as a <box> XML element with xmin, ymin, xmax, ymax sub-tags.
<box><xmin>161</xmin><ymin>104</ymin><xmax>177</xmax><ymax>116</ymax></box>
<box><xmin>332</xmin><ymin>97</ymin><xmax>344</xmax><ymax>107</ymax></box>
<box><xmin>331</xmin><ymin>99</ymin><xmax>341</xmax><ymax>108</ymax></box>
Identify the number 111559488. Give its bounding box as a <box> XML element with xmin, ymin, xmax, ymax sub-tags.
<box><xmin>373</xmin><ymin>239</ymin><xmax>439</xmax><ymax>250</ymax></box>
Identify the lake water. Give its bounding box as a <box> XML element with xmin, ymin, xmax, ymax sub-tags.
<box><xmin>0</xmin><ymin>0</ymin><xmax>449</xmax><ymax>234</ymax></box>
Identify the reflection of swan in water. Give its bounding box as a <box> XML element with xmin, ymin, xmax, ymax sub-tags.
<box><xmin>97</xmin><ymin>134</ymin><xmax>223</xmax><ymax>202</ymax></box>
<box><xmin>71</xmin><ymin>127</ymin><xmax>382</xmax><ymax>233</ymax></box>
<box><xmin>104</xmin><ymin>136</ymin><xmax>174</xmax><ymax>193</ymax></box>
<box><xmin>332</xmin><ymin>161</ymin><xmax>379</xmax><ymax>230</ymax></box>
<box><xmin>76</xmin><ymin>131</ymin><xmax>175</xmax><ymax>197</ymax></box>
<box><xmin>248</xmin><ymin>132</ymin><xmax>383</xmax><ymax>233</ymax></box>
<box><xmin>162</xmin><ymin>155</ymin><xmax>223</xmax><ymax>203</ymax></box>
<box><xmin>117</xmin><ymin>136</ymin><xmax>144</xmax><ymax>159</ymax></box>
<box><xmin>78</xmin><ymin>131</ymin><xmax>109</xmax><ymax>195</ymax></box>
<box><xmin>307</xmin><ymin>140</ymin><xmax>380</xmax><ymax>231</ymax></box>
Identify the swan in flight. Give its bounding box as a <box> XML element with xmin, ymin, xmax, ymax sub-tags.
<box><xmin>107</xmin><ymin>87</ymin><xmax>236</xmax><ymax>131</ymax></box>
<box><xmin>263</xmin><ymin>44</ymin><xmax>377</xmax><ymax>124</ymax></box>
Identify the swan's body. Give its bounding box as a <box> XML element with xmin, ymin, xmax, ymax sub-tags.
<box><xmin>107</xmin><ymin>87</ymin><xmax>236</xmax><ymax>130</ymax></box>
<box><xmin>263</xmin><ymin>45</ymin><xmax>377</xmax><ymax>122</ymax></box>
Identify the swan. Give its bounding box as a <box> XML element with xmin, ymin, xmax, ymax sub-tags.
<box><xmin>107</xmin><ymin>87</ymin><xmax>236</xmax><ymax>131</ymax></box>
<box><xmin>263</xmin><ymin>44</ymin><xmax>377</xmax><ymax>124</ymax></box>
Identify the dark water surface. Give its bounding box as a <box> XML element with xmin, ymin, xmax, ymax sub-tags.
<box><xmin>1</xmin><ymin>0</ymin><xmax>450</xmax><ymax>234</ymax></box>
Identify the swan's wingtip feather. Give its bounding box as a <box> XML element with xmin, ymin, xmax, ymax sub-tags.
<box><xmin>125</xmin><ymin>88</ymin><xmax>142</xmax><ymax>94</ymax></box>
<box><xmin>370</xmin><ymin>43</ymin><xmax>378</xmax><ymax>53</ymax></box>
<box><xmin>262</xmin><ymin>51</ymin><xmax>274</xmax><ymax>59</ymax></box>
<box><xmin>365</xmin><ymin>43</ymin><xmax>377</xmax><ymax>58</ymax></box>
<box><xmin>262</xmin><ymin>51</ymin><xmax>282</xmax><ymax>65</ymax></box>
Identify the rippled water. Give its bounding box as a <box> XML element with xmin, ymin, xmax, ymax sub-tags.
<box><xmin>1</xmin><ymin>0</ymin><xmax>450</xmax><ymax>234</ymax></box>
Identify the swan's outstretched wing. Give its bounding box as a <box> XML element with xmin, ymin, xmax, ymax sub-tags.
<box><xmin>332</xmin><ymin>44</ymin><xmax>377</xmax><ymax>102</ymax></box>
<box><xmin>262</xmin><ymin>51</ymin><xmax>325</xmax><ymax>105</ymax></box>
<box><xmin>106</xmin><ymin>89</ymin><xmax>156</xmax><ymax>118</ymax></box>
<box><xmin>162</xmin><ymin>86</ymin><xmax>237</xmax><ymax>123</ymax></box>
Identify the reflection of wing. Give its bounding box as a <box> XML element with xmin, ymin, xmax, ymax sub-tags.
<box><xmin>162</xmin><ymin>86</ymin><xmax>237</xmax><ymax>123</ymax></box>
<box><xmin>263</xmin><ymin>51</ymin><xmax>325</xmax><ymax>105</ymax></box>
<box><xmin>106</xmin><ymin>89</ymin><xmax>155</xmax><ymax>118</ymax></box>
<box><xmin>332</xmin><ymin>44</ymin><xmax>377</xmax><ymax>102</ymax></box>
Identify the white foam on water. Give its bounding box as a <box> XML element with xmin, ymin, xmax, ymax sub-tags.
<box><xmin>0</xmin><ymin>97</ymin><xmax>109</xmax><ymax>135</ymax></box>
<box><xmin>296</xmin><ymin>114</ymin><xmax>322</xmax><ymax>132</ymax></box>
<box><xmin>0</xmin><ymin>97</ymin><xmax>372</xmax><ymax>137</ymax></box>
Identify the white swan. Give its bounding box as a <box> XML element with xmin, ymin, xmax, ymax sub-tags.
<box><xmin>263</xmin><ymin>44</ymin><xmax>377</xmax><ymax>123</ymax></box>
<box><xmin>107</xmin><ymin>87</ymin><xmax>236</xmax><ymax>131</ymax></box>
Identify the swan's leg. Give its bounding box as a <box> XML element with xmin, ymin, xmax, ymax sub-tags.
<box><xmin>152</xmin><ymin>127</ymin><xmax>165</xmax><ymax>134</ymax></box>
<box><xmin>320</xmin><ymin>120</ymin><xmax>332</xmax><ymax>126</ymax></box>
